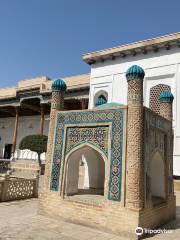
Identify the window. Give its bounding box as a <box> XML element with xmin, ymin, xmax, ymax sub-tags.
<box><xmin>94</xmin><ymin>90</ymin><xmax>108</xmax><ymax>107</ymax></box>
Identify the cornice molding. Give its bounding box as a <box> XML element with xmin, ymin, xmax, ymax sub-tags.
<box><xmin>83</xmin><ymin>32</ymin><xmax>180</xmax><ymax>65</ymax></box>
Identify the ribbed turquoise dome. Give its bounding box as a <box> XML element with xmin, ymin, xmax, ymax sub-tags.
<box><xmin>52</xmin><ymin>79</ymin><xmax>67</xmax><ymax>91</ymax></box>
<box><xmin>96</xmin><ymin>102</ymin><xmax>124</xmax><ymax>109</ymax></box>
<box><xmin>159</xmin><ymin>91</ymin><xmax>174</xmax><ymax>103</ymax></box>
<box><xmin>126</xmin><ymin>65</ymin><xmax>145</xmax><ymax>81</ymax></box>
<box><xmin>95</xmin><ymin>96</ymin><xmax>107</xmax><ymax>106</ymax></box>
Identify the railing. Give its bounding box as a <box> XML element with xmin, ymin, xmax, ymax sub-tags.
<box><xmin>0</xmin><ymin>176</ymin><xmax>38</xmax><ymax>202</ymax></box>
<box><xmin>13</xmin><ymin>150</ymin><xmax>46</xmax><ymax>162</ymax></box>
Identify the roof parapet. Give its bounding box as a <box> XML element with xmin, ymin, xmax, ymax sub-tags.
<box><xmin>83</xmin><ymin>32</ymin><xmax>180</xmax><ymax>64</ymax></box>
<box><xmin>0</xmin><ymin>74</ymin><xmax>90</xmax><ymax>100</ymax></box>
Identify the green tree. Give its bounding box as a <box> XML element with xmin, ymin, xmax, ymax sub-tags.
<box><xmin>19</xmin><ymin>135</ymin><xmax>48</xmax><ymax>174</ymax></box>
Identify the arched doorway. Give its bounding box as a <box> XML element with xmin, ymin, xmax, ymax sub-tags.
<box><xmin>65</xmin><ymin>145</ymin><xmax>105</xmax><ymax>197</ymax></box>
<box><xmin>151</xmin><ymin>151</ymin><xmax>166</xmax><ymax>205</ymax></box>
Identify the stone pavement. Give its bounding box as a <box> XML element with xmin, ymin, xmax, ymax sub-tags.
<box><xmin>0</xmin><ymin>192</ymin><xmax>180</xmax><ymax>240</ymax></box>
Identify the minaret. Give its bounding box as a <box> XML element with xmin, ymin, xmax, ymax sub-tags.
<box><xmin>159</xmin><ymin>91</ymin><xmax>174</xmax><ymax>122</ymax></box>
<box><xmin>44</xmin><ymin>79</ymin><xmax>67</xmax><ymax>192</ymax></box>
<box><xmin>126</xmin><ymin>65</ymin><xmax>145</xmax><ymax>209</ymax></box>
<box><xmin>51</xmin><ymin>79</ymin><xmax>67</xmax><ymax>110</ymax></box>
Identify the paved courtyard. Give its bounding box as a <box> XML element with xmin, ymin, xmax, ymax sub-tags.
<box><xmin>0</xmin><ymin>192</ymin><xmax>180</xmax><ymax>240</ymax></box>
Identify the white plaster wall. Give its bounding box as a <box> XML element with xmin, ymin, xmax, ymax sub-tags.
<box><xmin>0</xmin><ymin>115</ymin><xmax>49</xmax><ymax>159</ymax></box>
<box><xmin>89</xmin><ymin>46</ymin><xmax>180</xmax><ymax>175</ymax></box>
<box><xmin>89</xmin><ymin>75</ymin><xmax>113</xmax><ymax>108</ymax></box>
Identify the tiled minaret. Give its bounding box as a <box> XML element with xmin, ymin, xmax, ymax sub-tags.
<box><xmin>44</xmin><ymin>79</ymin><xmax>67</xmax><ymax>192</ymax></box>
<box><xmin>51</xmin><ymin>79</ymin><xmax>67</xmax><ymax>110</ymax></box>
<box><xmin>126</xmin><ymin>65</ymin><xmax>145</xmax><ymax>209</ymax></box>
<box><xmin>159</xmin><ymin>91</ymin><xmax>174</xmax><ymax>122</ymax></box>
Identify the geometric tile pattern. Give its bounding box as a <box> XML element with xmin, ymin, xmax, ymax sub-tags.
<box><xmin>66</xmin><ymin>126</ymin><xmax>109</xmax><ymax>157</ymax></box>
<box><xmin>50</xmin><ymin>109</ymin><xmax>124</xmax><ymax>201</ymax></box>
<box><xmin>149</xmin><ymin>84</ymin><xmax>171</xmax><ymax>114</ymax></box>
<box><xmin>128</xmin><ymin>79</ymin><xmax>143</xmax><ymax>101</ymax></box>
<box><xmin>52</xmin><ymin>91</ymin><xmax>64</xmax><ymax>110</ymax></box>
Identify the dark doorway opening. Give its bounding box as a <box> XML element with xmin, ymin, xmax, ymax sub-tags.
<box><xmin>3</xmin><ymin>144</ymin><xmax>12</xmax><ymax>159</ymax></box>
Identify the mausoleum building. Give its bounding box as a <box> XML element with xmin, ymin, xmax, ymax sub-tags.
<box><xmin>40</xmin><ymin>65</ymin><xmax>176</xmax><ymax>237</ymax></box>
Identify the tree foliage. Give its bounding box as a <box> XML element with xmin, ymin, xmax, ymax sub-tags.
<box><xmin>19</xmin><ymin>135</ymin><xmax>48</xmax><ymax>155</ymax></box>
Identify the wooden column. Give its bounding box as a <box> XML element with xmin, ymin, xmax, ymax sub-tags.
<box><xmin>40</xmin><ymin>104</ymin><xmax>45</xmax><ymax>135</ymax></box>
<box><xmin>80</xmin><ymin>98</ymin><xmax>88</xmax><ymax>109</ymax></box>
<box><xmin>12</xmin><ymin>107</ymin><xmax>19</xmax><ymax>154</ymax></box>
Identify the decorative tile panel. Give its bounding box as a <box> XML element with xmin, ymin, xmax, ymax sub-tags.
<box><xmin>50</xmin><ymin>109</ymin><xmax>125</xmax><ymax>201</ymax></box>
<box><xmin>66</xmin><ymin>126</ymin><xmax>109</xmax><ymax>157</ymax></box>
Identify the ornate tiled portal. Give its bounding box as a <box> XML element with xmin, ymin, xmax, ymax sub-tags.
<box><xmin>50</xmin><ymin>109</ymin><xmax>125</xmax><ymax>201</ymax></box>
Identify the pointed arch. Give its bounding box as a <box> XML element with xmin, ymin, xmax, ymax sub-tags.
<box><xmin>94</xmin><ymin>90</ymin><xmax>108</xmax><ymax>107</ymax></box>
<box><xmin>65</xmin><ymin>142</ymin><xmax>108</xmax><ymax>163</ymax></box>
<box><xmin>63</xmin><ymin>143</ymin><xmax>107</xmax><ymax>197</ymax></box>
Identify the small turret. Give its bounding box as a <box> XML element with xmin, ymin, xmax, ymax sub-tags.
<box><xmin>51</xmin><ymin>79</ymin><xmax>67</xmax><ymax>110</ymax></box>
<box><xmin>159</xmin><ymin>91</ymin><xmax>174</xmax><ymax>122</ymax></box>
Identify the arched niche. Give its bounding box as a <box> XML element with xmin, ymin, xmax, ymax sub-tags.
<box><xmin>64</xmin><ymin>144</ymin><xmax>105</xmax><ymax>196</ymax></box>
<box><xmin>94</xmin><ymin>90</ymin><xmax>108</xmax><ymax>107</ymax></box>
<box><xmin>151</xmin><ymin>151</ymin><xmax>166</xmax><ymax>205</ymax></box>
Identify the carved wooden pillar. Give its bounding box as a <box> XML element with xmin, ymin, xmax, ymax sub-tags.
<box><xmin>40</xmin><ymin>104</ymin><xmax>45</xmax><ymax>135</ymax></box>
<box><xmin>12</xmin><ymin>107</ymin><xmax>19</xmax><ymax>154</ymax></box>
<box><xmin>80</xmin><ymin>98</ymin><xmax>88</xmax><ymax>109</ymax></box>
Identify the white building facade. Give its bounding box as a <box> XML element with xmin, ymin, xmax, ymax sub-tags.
<box><xmin>83</xmin><ymin>32</ymin><xmax>180</xmax><ymax>176</ymax></box>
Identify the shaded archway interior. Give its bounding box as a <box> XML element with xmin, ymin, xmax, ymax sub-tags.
<box><xmin>151</xmin><ymin>151</ymin><xmax>166</xmax><ymax>206</ymax></box>
<box><xmin>65</xmin><ymin>145</ymin><xmax>105</xmax><ymax>202</ymax></box>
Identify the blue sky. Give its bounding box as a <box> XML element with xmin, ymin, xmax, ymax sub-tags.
<box><xmin>0</xmin><ymin>0</ymin><xmax>179</xmax><ymax>87</ymax></box>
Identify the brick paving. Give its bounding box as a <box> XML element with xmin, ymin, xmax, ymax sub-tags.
<box><xmin>0</xmin><ymin>192</ymin><xmax>180</xmax><ymax>240</ymax></box>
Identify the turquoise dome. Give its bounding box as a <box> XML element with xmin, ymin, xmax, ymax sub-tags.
<box><xmin>126</xmin><ymin>65</ymin><xmax>145</xmax><ymax>81</ymax></box>
<box><xmin>159</xmin><ymin>91</ymin><xmax>174</xmax><ymax>103</ymax></box>
<box><xmin>52</xmin><ymin>79</ymin><xmax>67</xmax><ymax>91</ymax></box>
<box><xmin>95</xmin><ymin>96</ymin><xmax>107</xmax><ymax>106</ymax></box>
<box><xmin>96</xmin><ymin>102</ymin><xmax>124</xmax><ymax>109</ymax></box>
